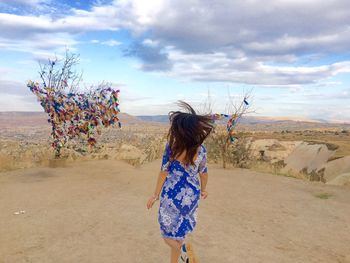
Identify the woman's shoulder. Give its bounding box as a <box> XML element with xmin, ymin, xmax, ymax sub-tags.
<box><xmin>164</xmin><ymin>142</ymin><xmax>171</xmax><ymax>151</ymax></box>
<box><xmin>200</xmin><ymin>144</ymin><xmax>207</xmax><ymax>153</ymax></box>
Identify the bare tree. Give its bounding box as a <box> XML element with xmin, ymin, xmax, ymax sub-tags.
<box><xmin>31</xmin><ymin>51</ymin><xmax>121</xmax><ymax>159</ymax></box>
<box><xmin>204</xmin><ymin>89</ymin><xmax>254</xmax><ymax>168</ymax></box>
<box><xmin>38</xmin><ymin>50</ymin><xmax>82</xmax><ymax>93</ymax></box>
<box><xmin>198</xmin><ymin>88</ymin><xmax>214</xmax><ymax>115</ymax></box>
<box><xmin>35</xmin><ymin>51</ymin><xmax>83</xmax><ymax>158</ymax></box>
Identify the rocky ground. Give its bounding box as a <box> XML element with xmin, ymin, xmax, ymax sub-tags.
<box><xmin>1</xmin><ymin>112</ymin><xmax>350</xmax><ymax>186</ymax></box>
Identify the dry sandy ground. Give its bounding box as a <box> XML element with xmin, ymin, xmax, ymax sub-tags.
<box><xmin>0</xmin><ymin>160</ymin><xmax>350</xmax><ymax>263</ymax></box>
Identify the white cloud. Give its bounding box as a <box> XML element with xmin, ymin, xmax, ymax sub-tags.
<box><xmin>90</xmin><ymin>39</ymin><xmax>122</xmax><ymax>46</ymax></box>
<box><xmin>2</xmin><ymin>0</ymin><xmax>350</xmax><ymax>54</ymax></box>
<box><xmin>0</xmin><ymin>80</ymin><xmax>26</xmax><ymax>95</ymax></box>
<box><xmin>0</xmin><ymin>0</ymin><xmax>49</xmax><ymax>6</ymax></box>
<box><xmin>0</xmin><ymin>32</ymin><xmax>77</xmax><ymax>63</ymax></box>
<box><xmin>0</xmin><ymin>79</ymin><xmax>42</xmax><ymax>111</ymax></box>
<box><xmin>0</xmin><ymin>4</ymin><xmax>121</xmax><ymax>56</ymax></box>
<box><xmin>142</xmin><ymin>39</ymin><xmax>159</xmax><ymax>47</ymax></box>
<box><xmin>0</xmin><ymin>11</ymin><xmax>118</xmax><ymax>36</ymax></box>
<box><xmin>101</xmin><ymin>39</ymin><xmax>121</xmax><ymax>47</ymax></box>
<box><xmin>31</xmin><ymin>51</ymin><xmax>65</xmax><ymax>63</ymax></box>
<box><xmin>0</xmin><ymin>94</ymin><xmax>41</xmax><ymax>111</ymax></box>
<box><xmin>118</xmin><ymin>89</ymin><xmax>151</xmax><ymax>102</ymax></box>
<box><xmin>164</xmin><ymin>49</ymin><xmax>350</xmax><ymax>85</ymax></box>
<box><xmin>1</xmin><ymin>0</ymin><xmax>350</xmax><ymax>86</ymax></box>
<box><xmin>113</xmin><ymin>0</ymin><xmax>350</xmax><ymax>85</ymax></box>
<box><xmin>0</xmin><ymin>67</ymin><xmax>11</xmax><ymax>75</ymax></box>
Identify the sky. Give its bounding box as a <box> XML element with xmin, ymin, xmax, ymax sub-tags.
<box><xmin>0</xmin><ymin>0</ymin><xmax>350</xmax><ymax>122</ymax></box>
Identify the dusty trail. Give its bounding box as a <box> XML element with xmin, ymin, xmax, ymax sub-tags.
<box><xmin>0</xmin><ymin>159</ymin><xmax>349</xmax><ymax>263</ymax></box>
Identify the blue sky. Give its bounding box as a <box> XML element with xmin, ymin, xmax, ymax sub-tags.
<box><xmin>0</xmin><ymin>0</ymin><xmax>350</xmax><ymax>122</ymax></box>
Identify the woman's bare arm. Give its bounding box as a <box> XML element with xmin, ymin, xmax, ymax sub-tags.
<box><xmin>147</xmin><ymin>171</ymin><xmax>168</xmax><ymax>209</ymax></box>
<box><xmin>153</xmin><ymin>171</ymin><xmax>168</xmax><ymax>198</ymax></box>
<box><xmin>199</xmin><ymin>172</ymin><xmax>208</xmax><ymax>199</ymax></box>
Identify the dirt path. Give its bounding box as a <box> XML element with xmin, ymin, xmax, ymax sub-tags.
<box><xmin>0</xmin><ymin>160</ymin><xmax>349</xmax><ymax>263</ymax></box>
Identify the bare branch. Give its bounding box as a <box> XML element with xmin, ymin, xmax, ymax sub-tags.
<box><xmin>38</xmin><ymin>62</ymin><xmax>48</xmax><ymax>88</ymax></box>
<box><xmin>199</xmin><ymin>88</ymin><xmax>214</xmax><ymax>114</ymax></box>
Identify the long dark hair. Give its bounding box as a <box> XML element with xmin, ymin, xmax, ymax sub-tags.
<box><xmin>167</xmin><ymin>101</ymin><xmax>214</xmax><ymax>166</ymax></box>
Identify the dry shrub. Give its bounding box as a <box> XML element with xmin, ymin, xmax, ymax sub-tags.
<box><xmin>0</xmin><ymin>126</ymin><xmax>169</xmax><ymax>171</ymax></box>
<box><xmin>301</xmin><ymin>167</ymin><xmax>326</xmax><ymax>182</ymax></box>
<box><xmin>206</xmin><ymin>128</ymin><xmax>252</xmax><ymax>168</ymax></box>
<box><xmin>0</xmin><ymin>154</ymin><xmax>16</xmax><ymax>172</ymax></box>
<box><xmin>227</xmin><ymin>137</ymin><xmax>252</xmax><ymax>168</ymax></box>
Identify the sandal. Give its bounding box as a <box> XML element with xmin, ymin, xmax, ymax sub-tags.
<box><xmin>179</xmin><ymin>243</ymin><xmax>188</xmax><ymax>263</ymax></box>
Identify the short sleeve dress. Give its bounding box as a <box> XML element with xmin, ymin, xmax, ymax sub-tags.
<box><xmin>158</xmin><ymin>143</ymin><xmax>208</xmax><ymax>240</ymax></box>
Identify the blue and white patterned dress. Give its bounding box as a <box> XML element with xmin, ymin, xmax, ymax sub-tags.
<box><xmin>158</xmin><ymin>143</ymin><xmax>208</xmax><ymax>240</ymax></box>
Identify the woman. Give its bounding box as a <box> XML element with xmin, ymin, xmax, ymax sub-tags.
<box><xmin>147</xmin><ymin>101</ymin><xmax>214</xmax><ymax>263</ymax></box>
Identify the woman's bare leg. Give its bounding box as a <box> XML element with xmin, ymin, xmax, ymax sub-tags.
<box><xmin>163</xmin><ymin>238</ymin><xmax>184</xmax><ymax>263</ymax></box>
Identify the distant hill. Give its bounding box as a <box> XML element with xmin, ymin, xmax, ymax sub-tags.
<box><xmin>137</xmin><ymin>114</ymin><xmax>332</xmax><ymax>124</ymax></box>
<box><xmin>137</xmin><ymin>115</ymin><xmax>169</xmax><ymax>123</ymax></box>
<box><xmin>137</xmin><ymin>114</ymin><xmax>350</xmax><ymax>131</ymax></box>
<box><xmin>0</xmin><ymin>112</ymin><xmax>49</xmax><ymax>128</ymax></box>
<box><xmin>0</xmin><ymin>112</ymin><xmax>145</xmax><ymax>128</ymax></box>
<box><xmin>136</xmin><ymin>115</ymin><xmax>324</xmax><ymax>124</ymax></box>
<box><xmin>0</xmin><ymin>112</ymin><xmax>349</xmax><ymax>130</ymax></box>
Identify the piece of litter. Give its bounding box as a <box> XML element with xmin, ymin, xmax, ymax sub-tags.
<box><xmin>13</xmin><ymin>210</ymin><xmax>26</xmax><ymax>215</ymax></box>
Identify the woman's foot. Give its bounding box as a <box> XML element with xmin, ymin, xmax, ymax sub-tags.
<box><xmin>185</xmin><ymin>243</ymin><xmax>198</xmax><ymax>263</ymax></box>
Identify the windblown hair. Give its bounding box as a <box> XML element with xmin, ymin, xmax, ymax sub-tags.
<box><xmin>167</xmin><ymin>101</ymin><xmax>214</xmax><ymax>166</ymax></box>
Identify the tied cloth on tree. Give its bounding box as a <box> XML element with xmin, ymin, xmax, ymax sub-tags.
<box><xmin>27</xmin><ymin>80</ymin><xmax>121</xmax><ymax>157</ymax></box>
<box><xmin>211</xmin><ymin>97</ymin><xmax>249</xmax><ymax>143</ymax></box>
